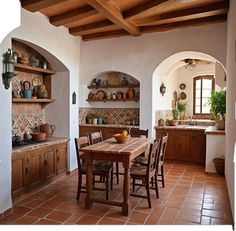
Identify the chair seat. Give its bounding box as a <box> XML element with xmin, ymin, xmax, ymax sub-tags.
<box><xmin>81</xmin><ymin>161</ymin><xmax>112</xmax><ymax>174</ymax></box>
<box><xmin>130</xmin><ymin>163</ymin><xmax>155</xmax><ymax>177</ymax></box>
<box><xmin>135</xmin><ymin>156</ymin><xmax>148</xmax><ymax>165</ymax></box>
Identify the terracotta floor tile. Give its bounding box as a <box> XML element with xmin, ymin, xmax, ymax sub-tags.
<box><xmin>13</xmin><ymin>215</ymin><xmax>40</xmax><ymax>224</ymax></box>
<box><xmin>24</xmin><ymin>199</ymin><xmax>45</xmax><ymax>209</ymax></box>
<box><xmin>27</xmin><ymin>207</ymin><xmax>53</xmax><ymax>218</ymax></box>
<box><xmin>86</xmin><ymin>205</ymin><xmax>110</xmax><ymax>217</ymax></box>
<box><xmin>63</xmin><ymin>212</ymin><xmax>85</xmax><ymax>224</ymax></box>
<box><xmin>183</xmin><ymin>202</ymin><xmax>202</xmax><ymax>211</ymax></box>
<box><xmin>201</xmin><ymin>215</ymin><xmax>211</xmax><ymax>225</ymax></box>
<box><xmin>128</xmin><ymin>211</ymin><xmax>149</xmax><ymax>224</ymax></box>
<box><xmin>158</xmin><ymin>216</ymin><xmax>175</xmax><ymax>225</ymax></box>
<box><xmin>162</xmin><ymin>207</ymin><xmax>180</xmax><ymax>219</ymax></box>
<box><xmin>211</xmin><ymin>217</ymin><xmax>232</xmax><ymax>225</ymax></box>
<box><xmin>35</xmin><ymin>218</ymin><xmax>61</xmax><ymax>224</ymax></box>
<box><xmin>175</xmin><ymin>219</ymin><xmax>198</xmax><ymax>225</ymax></box>
<box><xmin>98</xmin><ymin>217</ymin><xmax>126</xmax><ymax>224</ymax></box>
<box><xmin>13</xmin><ymin>206</ymin><xmax>32</xmax><ymax>215</ymax></box>
<box><xmin>76</xmin><ymin>215</ymin><xmax>101</xmax><ymax>224</ymax></box>
<box><xmin>105</xmin><ymin>208</ymin><xmax>129</xmax><ymax>222</ymax></box>
<box><xmin>40</xmin><ymin>199</ymin><xmax>64</xmax><ymax>210</ymax></box>
<box><xmin>202</xmin><ymin>209</ymin><xmax>225</xmax><ymax>219</ymax></box>
<box><xmin>45</xmin><ymin>211</ymin><xmax>71</xmax><ymax>223</ymax></box>
<box><xmin>55</xmin><ymin>201</ymin><xmax>82</xmax><ymax>214</ymax></box>
<box><xmin>0</xmin><ymin>213</ymin><xmax>22</xmax><ymax>224</ymax></box>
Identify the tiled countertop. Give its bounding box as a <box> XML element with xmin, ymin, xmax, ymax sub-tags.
<box><xmin>205</xmin><ymin>126</ymin><xmax>225</xmax><ymax>135</ymax></box>
<box><xmin>80</xmin><ymin>124</ymin><xmax>139</xmax><ymax>129</ymax></box>
<box><xmin>154</xmin><ymin>125</ymin><xmax>208</xmax><ymax>131</ymax></box>
<box><xmin>12</xmin><ymin>137</ymin><xmax>69</xmax><ymax>155</ymax></box>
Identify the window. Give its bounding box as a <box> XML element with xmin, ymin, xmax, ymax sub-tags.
<box><xmin>193</xmin><ymin>75</ymin><xmax>215</xmax><ymax>118</ymax></box>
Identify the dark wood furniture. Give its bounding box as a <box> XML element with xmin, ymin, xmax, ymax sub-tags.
<box><xmin>134</xmin><ymin>135</ymin><xmax>168</xmax><ymax>188</ymax></box>
<box><xmin>80</xmin><ymin>137</ymin><xmax>153</xmax><ymax>216</ymax></box>
<box><xmin>12</xmin><ymin>140</ymin><xmax>68</xmax><ymax>199</ymax></box>
<box><xmin>74</xmin><ymin>137</ymin><xmax>113</xmax><ymax>200</ymax></box>
<box><xmin>130</xmin><ymin>128</ymin><xmax>148</xmax><ymax>138</ymax></box>
<box><xmin>130</xmin><ymin>139</ymin><xmax>160</xmax><ymax>208</ymax></box>
<box><xmin>155</xmin><ymin>127</ymin><xmax>206</xmax><ymax>164</ymax></box>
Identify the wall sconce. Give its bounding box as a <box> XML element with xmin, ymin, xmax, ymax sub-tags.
<box><xmin>2</xmin><ymin>49</ymin><xmax>15</xmax><ymax>89</ymax></box>
<box><xmin>160</xmin><ymin>82</ymin><xmax>166</xmax><ymax>96</ymax></box>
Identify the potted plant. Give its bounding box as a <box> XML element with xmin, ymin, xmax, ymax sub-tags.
<box><xmin>177</xmin><ymin>100</ymin><xmax>187</xmax><ymax>120</ymax></box>
<box><xmin>208</xmin><ymin>89</ymin><xmax>226</xmax><ymax>130</ymax></box>
<box><xmin>168</xmin><ymin>108</ymin><xmax>179</xmax><ymax>126</ymax></box>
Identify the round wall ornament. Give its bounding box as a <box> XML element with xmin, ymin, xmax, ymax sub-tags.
<box><xmin>179</xmin><ymin>83</ymin><xmax>186</xmax><ymax>90</ymax></box>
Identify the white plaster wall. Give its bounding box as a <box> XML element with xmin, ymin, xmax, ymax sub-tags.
<box><xmin>205</xmin><ymin>134</ymin><xmax>225</xmax><ymax>173</ymax></box>
<box><xmin>80</xmin><ymin>23</ymin><xmax>227</xmax><ymax>136</ymax></box>
<box><xmin>0</xmin><ymin>0</ymin><xmax>20</xmax><ymax>215</ymax></box>
<box><xmin>225</xmin><ymin>0</ymin><xmax>236</xmax><ymax>220</ymax></box>
<box><xmin>0</xmin><ymin>7</ymin><xmax>80</xmax><ymax>213</ymax></box>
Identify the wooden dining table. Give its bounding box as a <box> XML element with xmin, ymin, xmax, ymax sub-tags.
<box><xmin>80</xmin><ymin>137</ymin><xmax>154</xmax><ymax>216</ymax></box>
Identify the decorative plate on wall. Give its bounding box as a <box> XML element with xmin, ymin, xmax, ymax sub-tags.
<box><xmin>179</xmin><ymin>83</ymin><xmax>186</xmax><ymax>90</ymax></box>
<box><xmin>180</xmin><ymin>92</ymin><xmax>187</xmax><ymax>100</ymax></box>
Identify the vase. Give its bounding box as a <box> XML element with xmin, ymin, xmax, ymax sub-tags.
<box><xmin>127</xmin><ymin>88</ymin><xmax>134</xmax><ymax>99</ymax></box>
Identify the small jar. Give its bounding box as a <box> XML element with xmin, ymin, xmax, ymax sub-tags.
<box><xmin>93</xmin><ymin>118</ymin><xmax>97</xmax><ymax>125</ymax></box>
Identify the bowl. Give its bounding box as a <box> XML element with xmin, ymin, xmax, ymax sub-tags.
<box><xmin>31</xmin><ymin>132</ymin><xmax>46</xmax><ymax>141</ymax></box>
<box><xmin>113</xmin><ymin>135</ymin><xmax>130</xmax><ymax>144</ymax></box>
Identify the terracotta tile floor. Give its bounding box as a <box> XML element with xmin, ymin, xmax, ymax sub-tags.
<box><xmin>0</xmin><ymin>161</ymin><xmax>233</xmax><ymax>226</ymax></box>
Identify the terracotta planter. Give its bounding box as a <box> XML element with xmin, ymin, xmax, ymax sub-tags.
<box><xmin>215</xmin><ymin>119</ymin><xmax>225</xmax><ymax>130</ymax></box>
<box><xmin>213</xmin><ymin>158</ymin><xmax>225</xmax><ymax>175</ymax></box>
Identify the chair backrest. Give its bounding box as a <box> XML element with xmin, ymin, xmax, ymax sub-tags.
<box><xmin>88</xmin><ymin>130</ymin><xmax>103</xmax><ymax>145</ymax></box>
<box><xmin>130</xmin><ymin>128</ymin><xmax>148</xmax><ymax>138</ymax></box>
<box><xmin>74</xmin><ymin>136</ymin><xmax>89</xmax><ymax>170</ymax></box>
<box><xmin>158</xmin><ymin>135</ymin><xmax>168</xmax><ymax>164</ymax></box>
<box><xmin>146</xmin><ymin>139</ymin><xmax>160</xmax><ymax>176</ymax></box>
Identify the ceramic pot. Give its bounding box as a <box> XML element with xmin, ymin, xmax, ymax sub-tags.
<box><xmin>40</xmin><ymin>123</ymin><xmax>56</xmax><ymax>137</ymax></box>
<box><xmin>127</xmin><ymin>88</ymin><xmax>134</xmax><ymax>99</ymax></box>
<box><xmin>22</xmin><ymin>90</ymin><xmax>32</xmax><ymax>98</ymax></box>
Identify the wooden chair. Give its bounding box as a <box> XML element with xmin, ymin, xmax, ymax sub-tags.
<box><xmin>134</xmin><ymin>135</ymin><xmax>168</xmax><ymax>188</ymax></box>
<box><xmin>88</xmin><ymin>130</ymin><xmax>117</xmax><ymax>184</ymax></box>
<box><xmin>74</xmin><ymin>136</ymin><xmax>113</xmax><ymax>200</ymax></box>
<box><xmin>130</xmin><ymin>139</ymin><xmax>160</xmax><ymax>208</ymax></box>
<box><xmin>130</xmin><ymin>128</ymin><xmax>148</xmax><ymax>138</ymax></box>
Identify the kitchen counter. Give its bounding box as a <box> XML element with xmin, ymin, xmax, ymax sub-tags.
<box><xmin>205</xmin><ymin>126</ymin><xmax>225</xmax><ymax>135</ymax></box>
<box><xmin>154</xmin><ymin>125</ymin><xmax>208</xmax><ymax>131</ymax></box>
<box><xmin>12</xmin><ymin>137</ymin><xmax>69</xmax><ymax>154</ymax></box>
<box><xmin>80</xmin><ymin>124</ymin><xmax>139</xmax><ymax>129</ymax></box>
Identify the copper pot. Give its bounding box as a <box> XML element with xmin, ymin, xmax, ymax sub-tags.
<box><xmin>40</xmin><ymin>123</ymin><xmax>56</xmax><ymax>137</ymax></box>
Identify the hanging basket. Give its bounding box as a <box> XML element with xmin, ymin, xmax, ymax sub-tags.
<box><xmin>213</xmin><ymin>158</ymin><xmax>225</xmax><ymax>175</ymax></box>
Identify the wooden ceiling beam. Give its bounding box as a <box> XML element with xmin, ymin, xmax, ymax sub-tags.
<box><xmin>69</xmin><ymin>20</ymin><xmax>113</xmax><ymax>36</ymax></box>
<box><xmin>49</xmin><ymin>5</ymin><xmax>97</xmax><ymax>27</ymax></box>
<box><xmin>135</xmin><ymin>1</ymin><xmax>229</xmax><ymax>26</ymax></box>
<box><xmin>82</xmin><ymin>14</ymin><xmax>227</xmax><ymax>41</ymax></box>
<box><xmin>20</xmin><ymin>0</ymin><xmax>66</xmax><ymax>12</ymax></box>
<box><xmin>123</xmin><ymin>0</ymin><xmax>169</xmax><ymax>20</ymax></box>
<box><xmin>141</xmin><ymin>14</ymin><xmax>227</xmax><ymax>34</ymax></box>
<box><xmin>83</xmin><ymin>0</ymin><xmax>140</xmax><ymax>36</ymax></box>
<box><xmin>82</xmin><ymin>30</ymin><xmax>129</xmax><ymax>41</ymax></box>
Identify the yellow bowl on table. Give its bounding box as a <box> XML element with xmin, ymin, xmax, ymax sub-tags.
<box><xmin>113</xmin><ymin>134</ymin><xmax>130</xmax><ymax>144</ymax></box>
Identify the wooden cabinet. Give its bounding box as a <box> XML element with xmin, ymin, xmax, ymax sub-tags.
<box><xmin>56</xmin><ymin>143</ymin><xmax>67</xmax><ymax>174</ymax></box>
<box><xmin>12</xmin><ymin>141</ymin><xmax>68</xmax><ymax>198</ymax></box>
<box><xmin>156</xmin><ymin>128</ymin><xmax>206</xmax><ymax>164</ymax></box>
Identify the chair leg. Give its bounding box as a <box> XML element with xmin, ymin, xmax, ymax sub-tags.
<box><xmin>132</xmin><ymin>178</ymin><xmax>136</xmax><ymax>192</ymax></box>
<box><xmin>154</xmin><ymin>173</ymin><xmax>159</xmax><ymax>199</ymax></box>
<box><xmin>110</xmin><ymin>170</ymin><xmax>113</xmax><ymax>191</ymax></box>
<box><xmin>116</xmin><ymin>161</ymin><xmax>119</xmax><ymax>184</ymax></box>
<box><xmin>161</xmin><ymin>166</ymin><xmax>165</xmax><ymax>188</ymax></box>
<box><xmin>106</xmin><ymin>175</ymin><xmax>109</xmax><ymax>200</ymax></box>
<box><xmin>77</xmin><ymin>173</ymin><xmax>82</xmax><ymax>200</ymax></box>
<box><xmin>146</xmin><ymin>178</ymin><xmax>151</xmax><ymax>208</ymax></box>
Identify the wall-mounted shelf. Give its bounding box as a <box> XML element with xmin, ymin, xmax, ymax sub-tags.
<box><xmin>12</xmin><ymin>98</ymin><xmax>55</xmax><ymax>108</ymax></box>
<box><xmin>87</xmin><ymin>98</ymin><xmax>139</xmax><ymax>102</ymax></box>
<box><xmin>88</xmin><ymin>84</ymin><xmax>140</xmax><ymax>89</ymax></box>
<box><xmin>14</xmin><ymin>63</ymin><xmax>56</xmax><ymax>75</ymax></box>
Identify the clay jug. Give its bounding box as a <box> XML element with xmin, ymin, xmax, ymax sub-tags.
<box><xmin>40</xmin><ymin>123</ymin><xmax>56</xmax><ymax>137</ymax></box>
<box><xmin>127</xmin><ymin>88</ymin><xmax>134</xmax><ymax>99</ymax></box>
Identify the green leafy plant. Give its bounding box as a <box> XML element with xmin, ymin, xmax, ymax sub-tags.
<box><xmin>172</xmin><ymin>108</ymin><xmax>179</xmax><ymax>120</ymax></box>
<box><xmin>177</xmin><ymin>101</ymin><xmax>187</xmax><ymax>113</ymax></box>
<box><xmin>208</xmin><ymin>89</ymin><xmax>226</xmax><ymax>119</ymax></box>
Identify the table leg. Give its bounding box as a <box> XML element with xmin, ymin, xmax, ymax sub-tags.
<box><xmin>85</xmin><ymin>155</ymin><xmax>93</xmax><ymax>209</ymax></box>
<box><xmin>122</xmin><ymin>165</ymin><xmax>130</xmax><ymax>216</ymax></box>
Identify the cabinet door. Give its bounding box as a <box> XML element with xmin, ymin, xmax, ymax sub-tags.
<box><xmin>178</xmin><ymin>131</ymin><xmax>192</xmax><ymax>161</ymax></box>
<box><xmin>56</xmin><ymin>143</ymin><xmax>67</xmax><ymax>174</ymax></box>
<box><xmin>12</xmin><ymin>153</ymin><xmax>26</xmax><ymax>198</ymax></box>
<box><xmin>26</xmin><ymin>150</ymin><xmax>44</xmax><ymax>189</ymax></box>
<box><xmin>44</xmin><ymin>146</ymin><xmax>57</xmax><ymax>180</ymax></box>
<box><xmin>193</xmin><ymin>132</ymin><xmax>206</xmax><ymax>164</ymax></box>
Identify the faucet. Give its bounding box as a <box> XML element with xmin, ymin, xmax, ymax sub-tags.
<box><xmin>189</xmin><ymin>116</ymin><xmax>197</xmax><ymax>125</ymax></box>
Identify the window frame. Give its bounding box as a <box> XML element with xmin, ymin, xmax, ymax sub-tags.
<box><xmin>193</xmin><ymin>75</ymin><xmax>215</xmax><ymax>119</ymax></box>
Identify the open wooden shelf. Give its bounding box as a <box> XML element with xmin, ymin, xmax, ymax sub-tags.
<box><xmin>88</xmin><ymin>84</ymin><xmax>140</xmax><ymax>89</ymax></box>
<box><xmin>14</xmin><ymin>63</ymin><xmax>56</xmax><ymax>75</ymax></box>
<box><xmin>86</xmin><ymin>98</ymin><xmax>139</xmax><ymax>102</ymax></box>
<box><xmin>12</xmin><ymin>98</ymin><xmax>55</xmax><ymax>103</ymax></box>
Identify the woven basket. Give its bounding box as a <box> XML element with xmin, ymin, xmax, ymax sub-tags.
<box><xmin>213</xmin><ymin>158</ymin><xmax>224</xmax><ymax>175</ymax></box>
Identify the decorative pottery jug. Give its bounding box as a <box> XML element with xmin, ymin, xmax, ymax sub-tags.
<box><xmin>127</xmin><ymin>88</ymin><xmax>134</xmax><ymax>99</ymax></box>
<box><xmin>40</xmin><ymin>123</ymin><xmax>56</xmax><ymax>137</ymax></box>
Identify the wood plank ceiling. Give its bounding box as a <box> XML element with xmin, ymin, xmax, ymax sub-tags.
<box><xmin>20</xmin><ymin>0</ymin><xmax>229</xmax><ymax>41</ymax></box>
